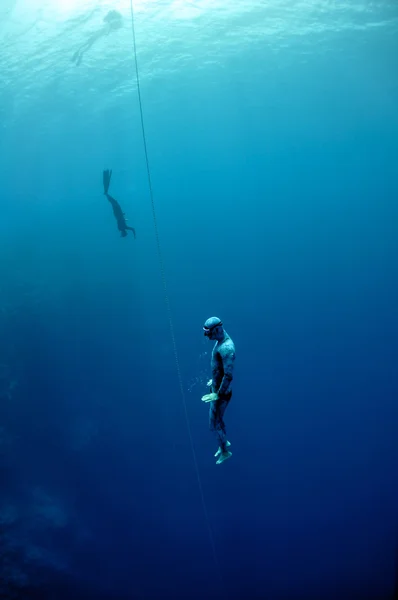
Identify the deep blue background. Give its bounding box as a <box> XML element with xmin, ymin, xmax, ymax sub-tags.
<box><xmin>1</xmin><ymin>2</ymin><xmax>398</xmax><ymax>599</ymax></box>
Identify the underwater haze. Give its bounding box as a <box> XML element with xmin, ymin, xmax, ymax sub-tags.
<box><xmin>1</xmin><ymin>0</ymin><xmax>398</xmax><ymax>598</ymax></box>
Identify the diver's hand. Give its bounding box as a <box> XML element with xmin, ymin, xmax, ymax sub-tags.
<box><xmin>206</xmin><ymin>379</ymin><xmax>213</xmax><ymax>388</ymax></box>
<box><xmin>201</xmin><ymin>393</ymin><xmax>219</xmax><ymax>403</ymax></box>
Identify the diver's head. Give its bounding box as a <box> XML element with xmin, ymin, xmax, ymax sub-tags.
<box><xmin>103</xmin><ymin>10</ymin><xmax>123</xmax><ymax>30</ymax></box>
<box><xmin>203</xmin><ymin>316</ymin><xmax>223</xmax><ymax>340</ymax></box>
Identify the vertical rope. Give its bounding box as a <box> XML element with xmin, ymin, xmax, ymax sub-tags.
<box><xmin>129</xmin><ymin>0</ymin><xmax>225</xmax><ymax>593</ymax></box>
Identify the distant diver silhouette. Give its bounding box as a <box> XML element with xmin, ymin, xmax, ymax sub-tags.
<box><xmin>103</xmin><ymin>169</ymin><xmax>136</xmax><ymax>238</ymax></box>
<box><xmin>72</xmin><ymin>10</ymin><xmax>123</xmax><ymax>66</ymax></box>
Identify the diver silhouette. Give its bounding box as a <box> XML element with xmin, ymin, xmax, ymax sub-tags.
<box><xmin>103</xmin><ymin>169</ymin><xmax>136</xmax><ymax>239</ymax></box>
<box><xmin>72</xmin><ymin>10</ymin><xmax>123</xmax><ymax>67</ymax></box>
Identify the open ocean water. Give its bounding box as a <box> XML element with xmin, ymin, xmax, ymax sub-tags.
<box><xmin>1</xmin><ymin>1</ymin><xmax>398</xmax><ymax>599</ymax></box>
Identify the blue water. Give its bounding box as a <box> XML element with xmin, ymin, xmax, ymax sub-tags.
<box><xmin>1</xmin><ymin>1</ymin><xmax>398</xmax><ymax>598</ymax></box>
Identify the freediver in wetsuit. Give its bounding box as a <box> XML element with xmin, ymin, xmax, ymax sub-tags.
<box><xmin>72</xmin><ymin>10</ymin><xmax>123</xmax><ymax>67</ymax></box>
<box><xmin>103</xmin><ymin>169</ymin><xmax>136</xmax><ymax>238</ymax></box>
<box><xmin>201</xmin><ymin>317</ymin><xmax>235</xmax><ymax>464</ymax></box>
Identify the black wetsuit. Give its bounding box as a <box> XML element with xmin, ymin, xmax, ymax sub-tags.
<box><xmin>105</xmin><ymin>193</ymin><xmax>136</xmax><ymax>238</ymax></box>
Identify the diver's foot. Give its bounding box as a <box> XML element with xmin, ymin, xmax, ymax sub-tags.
<box><xmin>214</xmin><ymin>441</ymin><xmax>231</xmax><ymax>457</ymax></box>
<box><xmin>216</xmin><ymin>450</ymin><xmax>232</xmax><ymax>465</ymax></box>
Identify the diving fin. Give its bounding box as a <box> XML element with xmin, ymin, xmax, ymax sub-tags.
<box><xmin>103</xmin><ymin>169</ymin><xmax>112</xmax><ymax>194</ymax></box>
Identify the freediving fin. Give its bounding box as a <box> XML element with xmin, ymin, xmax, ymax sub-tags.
<box><xmin>103</xmin><ymin>169</ymin><xmax>112</xmax><ymax>194</ymax></box>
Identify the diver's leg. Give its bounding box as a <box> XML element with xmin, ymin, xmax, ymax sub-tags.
<box><xmin>209</xmin><ymin>401</ymin><xmax>217</xmax><ymax>437</ymax></box>
<box><xmin>106</xmin><ymin>194</ymin><xmax>118</xmax><ymax>208</ymax></box>
<box><xmin>126</xmin><ymin>226</ymin><xmax>136</xmax><ymax>238</ymax></box>
<box><xmin>215</xmin><ymin>395</ymin><xmax>232</xmax><ymax>464</ymax></box>
<box><xmin>72</xmin><ymin>48</ymin><xmax>82</xmax><ymax>64</ymax></box>
<box><xmin>210</xmin><ymin>397</ymin><xmax>231</xmax><ymax>453</ymax></box>
<box><xmin>216</xmin><ymin>397</ymin><xmax>229</xmax><ymax>452</ymax></box>
<box><xmin>209</xmin><ymin>400</ymin><xmax>222</xmax><ymax>451</ymax></box>
<box><xmin>72</xmin><ymin>41</ymin><xmax>91</xmax><ymax>65</ymax></box>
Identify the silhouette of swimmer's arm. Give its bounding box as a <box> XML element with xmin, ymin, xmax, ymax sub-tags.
<box><xmin>102</xmin><ymin>169</ymin><xmax>136</xmax><ymax>238</ymax></box>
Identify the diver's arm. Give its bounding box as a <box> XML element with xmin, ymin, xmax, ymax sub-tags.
<box><xmin>125</xmin><ymin>226</ymin><xmax>136</xmax><ymax>239</ymax></box>
<box><xmin>217</xmin><ymin>342</ymin><xmax>235</xmax><ymax>396</ymax></box>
